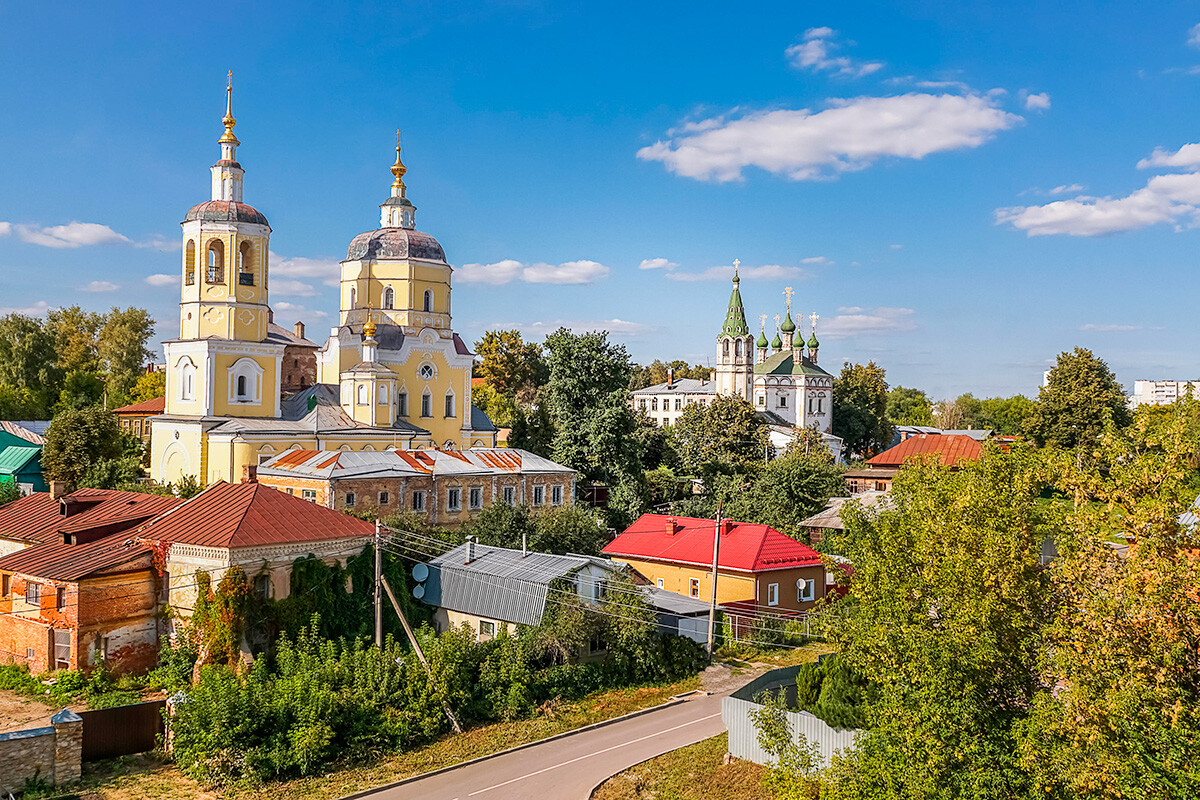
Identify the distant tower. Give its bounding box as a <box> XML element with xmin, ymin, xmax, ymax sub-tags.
<box><xmin>715</xmin><ymin>262</ymin><xmax>754</xmax><ymax>401</ymax></box>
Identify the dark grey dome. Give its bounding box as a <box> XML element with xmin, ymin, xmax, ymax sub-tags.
<box><xmin>345</xmin><ymin>228</ymin><xmax>447</xmax><ymax>262</ymax></box>
<box><xmin>183</xmin><ymin>200</ymin><xmax>270</xmax><ymax>227</ymax></box>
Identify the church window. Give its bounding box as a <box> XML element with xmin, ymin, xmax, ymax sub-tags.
<box><xmin>227</xmin><ymin>358</ymin><xmax>263</xmax><ymax>404</ymax></box>
<box><xmin>378</xmin><ymin>383</ymin><xmax>389</xmax><ymax>405</ymax></box>
<box><xmin>735</xmin><ymin>340</ymin><xmax>742</xmax><ymax>357</ymax></box>
<box><xmin>350</xmin><ymin>288</ymin><xmax>356</xmax><ymax>308</ymax></box>
<box><xmin>421</xmin><ymin>391</ymin><xmax>432</xmax><ymax>417</ymax></box>
<box><xmin>178</xmin><ymin>358</ymin><xmax>196</xmax><ymax>401</ymax></box>
<box><xmin>398</xmin><ymin>392</ymin><xmax>408</xmax><ymax>417</ymax></box>
<box><xmin>778</xmin><ymin>395</ymin><xmax>787</xmax><ymax>408</ymax></box>
<box><xmin>808</xmin><ymin>396</ymin><xmax>815</xmax><ymax>414</ymax></box>
<box><xmin>722</xmin><ymin>340</ymin><xmax>730</xmax><ymax>358</ymax></box>
<box><xmin>445</xmin><ymin>392</ymin><xmax>456</xmax><ymax>418</ymax></box>
<box><xmin>357</xmin><ymin>384</ymin><xmax>368</xmax><ymax>405</ymax></box>
<box><xmin>383</xmin><ymin>287</ymin><xmax>394</xmax><ymax>309</ymax></box>
<box><xmin>817</xmin><ymin>395</ymin><xmax>824</xmax><ymax>413</ymax></box>
<box><xmin>185</xmin><ymin>240</ymin><xmax>196</xmax><ymax>285</ymax></box>
<box><xmin>423</xmin><ymin>290</ymin><xmax>433</xmax><ymax>312</ymax></box>
<box><xmin>237</xmin><ymin>242</ymin><xmax>254</xmax><ymax>285</ymax></box>
<box><xmin>237</xmin><ymin>376</ymin><xmax>247</xmax><ymax>399</ymax></box>
<box><xmin>419</xmin><ymin>363</ymin><xmax>435</xmax><ymax>380</ymax></box>
<box><xmin>757</xmin><ymin>395</ymin><xmax>765</xmax><ymax>407</ymax></box>
<box><xmin>206</xmin><ymin>240</ymin><xmax>225</xmax><ymax>283</ymax></box>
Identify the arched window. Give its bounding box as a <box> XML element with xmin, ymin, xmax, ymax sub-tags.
<box><xmin>357</xmin><ymin>384</ymin><xmax>368</xmax><ymax>405</ymax></box>
<box><xmin>206</xmin><ymin>240</ymin><xmax>224</xmax><ymax>283</ymax></box>
<box><xmin>378</xmin><ymin>383</ymin><xmax>389</xmax><ymax>405</ymax></box>
<box><xmin>423</xmin><ymin>290</ymin><xmax>433</xmax><ymax>312</ymax></box>
<box><xmin>238</xmin><ymin>241</ymin><xmax>254</xmax><ymax>285</ymax></box>
<box><xmin>185</xmin><ymin>240</ymin><xmax>196</xmax><ymax>285</ymax></box>
<box><xmin>722</xmin><ymin>340</ymin><xmax>730</xmax><ymax>358</ymax></box>
<box><xmin>735</xmin><ymin>340</ymin><xmax>742</xmax><ymax>357</ymax></box>
<box><xmin>383</xmin><ymin>287</ymin><xmax>394</xmax><ymax>310</ymax></box>
<box><xmin>350</xmin><ymin>287</ymin><xmax>356</xmax><ymax>308</ymax></box>
<box><xmin>177</xmin><ymin>357</ymin><xmax>196</xmax><ymax>401</ymax></box>
<box><xmin>226</xmin><ymin>358</ymin><xmax>263</xmax><ymax>404</ymax></box>
<box><xmin>236</xmin><ymin>375</ymin><xmax>247</xmax><ymax>399</ymax></box>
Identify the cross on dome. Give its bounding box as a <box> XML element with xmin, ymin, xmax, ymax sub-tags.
<box><xmin>810</xmin><ymin>312</ymin><xmax>820</xmax><ymax>328</ymax></box>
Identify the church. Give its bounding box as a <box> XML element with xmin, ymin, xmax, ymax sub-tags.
<box><xmin>150</xmin><ymin>82</ymin><xmax>496</xmax><ymax>486</ymax></box>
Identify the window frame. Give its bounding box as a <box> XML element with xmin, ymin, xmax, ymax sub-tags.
<box><xmin>345</xmin><ymin>492</ymin><xmax>356</xmax><ymax>508</ymax></box>
<box><xmin>533</xmin><ymin>485</ymin><xmax>545</xmax><ymax>506</ymax></box>
<box><xmin>412</xmin><ymin>490</ymin><xmax>426</xmax><ymax>512</ymax></box>
<box><xmin>379</xmin><ymin>491</ymin><xmax>390</xmax><ymax>506</ymax></box>
<box><xmin>468</xmin><ymin>487</ymin><xmax>482</xmax><ymax>510</ymax></box>
<box><xmin>26</xmin><ymin>581</ymin><xmax>41</xmax><ymax>605</ymax></box>
<box><xmin>447</xmin><ymin>487</ymin><xmax>462</xmax><ymax>512</ymax></box>
<box><xmin>767</xmin><ymin>582</ymin><xmax>779</xmax><ymax>606</ymax></box>
<box><xmin>689</xmin><ymin>577</ymin><xmax>700</xmax><ymax>598</ymax></box>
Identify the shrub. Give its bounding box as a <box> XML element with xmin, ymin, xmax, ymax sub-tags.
<box><xmin>812</xmin><ymin>655</ymin><xmax>865</xmax><ymax>729</ymax></box>
<box><xmin>795</xmin><ymin>661</ymin><xmax>824</xmax><ymax>710</ymax></box>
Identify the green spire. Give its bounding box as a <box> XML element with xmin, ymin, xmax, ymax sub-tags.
<box><xmin>720</xmin><ymin>270</ymin><xmax>750</xmax><ymax>338</ymax></box>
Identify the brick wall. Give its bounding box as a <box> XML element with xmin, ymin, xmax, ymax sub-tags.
<box><xmin>281</xmin><ymin>345</ymin><xmax>317</xmax><ymax>392</ymax></box>
<box><xmin>0</xmin><ymin>709</ymin><xmax>82</xmax><ymax>796</ymax></box>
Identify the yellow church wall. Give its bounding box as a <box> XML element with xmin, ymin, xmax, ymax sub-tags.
<box><xmin>210</xmin><ymin>352</ymin><xmax>279</xmax><ymax>418</ymax></box>
<box><xmin>150</xmin><ymin>423</ymin><xmax>205</xmax><ymax>486</ymax></box>
<box><xmin>395</xmin><ymin>348</ymin><xmax>469</xmax><ymax>447</ymax></box>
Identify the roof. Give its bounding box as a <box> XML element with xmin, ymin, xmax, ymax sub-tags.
<box><xmin>721</xmin><ymin>276</ymin><xmax>750</xmax><ymax>337</ymax></box>
<box><xmin>257</xmin><ymin>447</ymin><xmax>572</xmax><ymax>481</ymax></box>
<box><xmin>754</xmin><ymin>350</ymin><xmax>833</xmax><ymax>378</ymax></box>
<box><xmin>843</xmin><ymin>467</ymin><xmax>899</xmax><ymax>479</ymax></box>
<box><xmin>265</xmin><ymin>322</ymin><xmax>318</xmax><ymax>349</ymax></box>
<box><xmin>645</xmin><ymin>586</ymin><xmax>711</xmax><ymax>616</ymax></box>
<box><xmin>112</xmin><ymin>396</ymin><xmax>165</xmax><ymax>415</ymax></box>
<box><xmin>868</xmin><ymin>434</ymin><xmax>983</xmax><ymax>469</ymax></box>
<box><xmin>470</xmin><ymin>404</ymin><xmax>497</xmax><ymax>432</ymax></box>
<box><xmin>0</xmin><ymin>421</ymin><xmax>49</xmax><ymax>445</ymax></box>
<box><xmin>631</xmin><ymin>378</ymin><xmax>716</xmax><ymax>396</ymax></box>
<box><xmin>422</xmin><ymin>542</ymin><xmax>616</xmax><ymax>626</ymax></box>
<box><xmin>0</xmin><ymin>446</ymin><xmax>41</xmax><ymax>475</ymax></box>
<box><xmin>183</xmin><ymin>200</ymin><xmax>269</xmax><ymax>226</ymax></box>
<box><xmin>941</xmin><ymin>429</ymin><xmax>992</xmax><ymax>441</ymax></box>
<box><xmin>0</xmin><ymin>531</ymin><xmax>153</xmax><ymax>582</ymax></box>
<box><xmin>136</xmin><ymin>481</ymin><xmax>373</xmax><ymax>549</ymax></box>
<box><xmin>0</xmin><ymin>489</ymin><xmax>180</xmax><ymax>546</ymax></box>
<box><xmin>798</xmin><ymin>491</ymin><xmax>890</xmax><ymax>530</ymax></box>
<box><xmin>603</xmin><ymin>514</ymin><xmax>824</xmax><ymax>573</ymax></box>
<box><xmin>197</xmin><ymin>384</ymin><xmax>429</xmax><ymax>438</ymax></box>
<box><xmin>345</xmin><ymin>227</ymin><xmax>447</xmax><ymax>263</ymax></box>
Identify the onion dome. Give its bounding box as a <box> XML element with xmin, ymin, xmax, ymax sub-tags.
<box><xmin>756</xmin><ymin>329</ymin><xmax>769</xmax><ymax>349</ymax></box>
<box><xmin>808</xmin><ymin>330</ymin><xmax>820</xmax><ymax>349</ymax></box>
<box><xmin>780</xmin><ymin>311</ymin><xmax>796</xmax><ymax>333</ymax></box>
<box><xmin>771</xmin><ymin>330</ymin><xmax>783</xmax><ymax>350</ymax></box>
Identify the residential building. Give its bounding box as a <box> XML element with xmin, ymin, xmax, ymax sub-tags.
<box><xmin>0</xmin><ymin>422</ymin><xmax>49</xmax><ymax>495</ymax></box>
<box><xmin>255</xmin><ymin>447</ymin><xmax>575</xmax><ymax>526</ymax></box>
<box><xmin>149</xmin><ymin>83</ymin><xmax>496</xmax><ymax>487</ymax></box>
<box><xmin>630</xmin><ymin>376</ymin><xmax>716</xmax><ymax>427</ymax></box>
<box><xmin>844</xmin><ymin>433</ymin><xmax>983</xmax><ymax>493</ymax></box>
<box><xmin>602</xmin><ymin>514</ymin><xmax>829</xmax><ymax>614</ymax></box>
<box><xmin>797</xmin><ymin>491</ymin><xmax>888</xmax><ymax>544</ymax></box>
<box><xmin>112</xmin><ymin>397</ymin><xmax>165</xmax><ymax>446</ymax></box>
<box><xmin>1127</xmin><ymin>379</ymin><xmax>1200</xmax><ymax>408</ymax></box>
<box><xmin>0</xmin><ymin>488</ymin><xmax>181</xmax><ymax>673</ymax></box>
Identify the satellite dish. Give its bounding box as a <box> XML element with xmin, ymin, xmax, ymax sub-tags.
<box><xmin>412</xmin><ymin>563</ymin><xmax>429</xmax><ymax>583</ymax></box>
<box><xmin>412</xmin><ymin>584</ymin><xmax>425</xmax><ymax>600</ymax></box>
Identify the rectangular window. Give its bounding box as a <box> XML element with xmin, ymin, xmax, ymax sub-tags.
<box><xmin>757</xmin><ymin>395</ymin><xmax>765</xmax><ymax>406</ymax></box>
<box><xmin>674</xmin><ymin>398</ymin><xmax>682</xmax><ymax>410</ymax></box>
<box><xmin>656</xmin><ymin>577</ymin><xmax>665</xmax><ymax>589</ymax></box>
<box><xmin>302</xmin><ymin>489</ymin><xmax>316</xmax><ymax>502</ymax></box>
<box><xmin>639</xmin><ymin>399</ymin><xmax>647</xmax><ymax>410</ymax></box>
<box><xmin>398</xmin><ymin>392</ymin><xmax>408</xmax><ymax>417</ymax></box>
<box><xmin>254</xmin><ymin>574</ymin><xmax>270</xmax><ymax>599</ymax></box>
<box><xmin>412</xmin><ymin>491</ymin><xmax>426</xmax><ymax>512</ymax></box>
<box><xmin>345</xmin><ymin>492</ymin><xmax>356</xmax><ymax>508</ymax></box>
<box><xmin>767</xmin><ymin>582</ymin><xmax>779</xmax><ymax>606</ymax></box>
<box><xmin>551</xmin><ymin>485</ymin><xmax>563</xmax><ymax>506</ymax></box>
<box><xmin>55</xmin><ymin>587</ymin><xmax>65</xmax><ymax>610</ymax></box>
<box><xmin>26</xmin><ymin>582</ymin><xmax>41</xmax><ymax>605</ymax></box>
<box><xmin>447</xmin><ymin>488</ymin><xmax>461</xmax><ymax>511</ymax></box>
<box><xmin>1</xmin><ymin>574</ymin><xmax>8</xmax><ymax>597</ymax></box>
<box><xmin>689</xmin><ymin>578</ymin><xmax>700</xmax><ymax>598</ymax></box>
<box><xmin>479</xmin><ymin>620</ymin><xmax>495</xmax><ymax>639</ymax></box>
<box><xmin>379</xmin><ymin>491</ymin><xmax>390</xmax><ymax>505</ymax></box>
<box><xmin>99</xmin><ymin>636</ymin><xmax>110</xmax><ymax>662</ymax></box>
<box><xmin>468</xmin><ymin>487</ymin><xmax>482</xmax><ymax>510</ymax></box>
<box><xmin>445</xmin><ymin>394</ymin><xmax>455</xmax><ymax>418</ymax></box>
<box><xmin>594</xmin><ymin>579</ymin><xmax>607</xmax><ymax>601</ymax></box>
<box><xmin>778</xmin><ymin>395</ymin><xmax>787</xmax><ymax>408</ymax></box>
<box><xmin>533</xmin><ymin>485</ymin><xmax>545</xmax><ymax>505</ymax></box>
<box><xmin>25</xmin><ymin>647</ymin><xmax>35</xmax><ymax>660</ymax></box>
<box><xmin>589</xmin><ymin>634</ymin><xmax>608</xmax><ymax>654</ymax></box>
<box><xmin>503</xmin><ymin>486</ymin><xmax>515</xmax><ymax>505</ymax></box>
<box><xmin>421</xmin><ymin>393</ymin><xmax>432</xmax><ymax>417</ymax></box>
<box><xmin>798</xmin><ymin>578</ymin><xmax>815</xmax><ymax>602</ymax></box>
<box><xmin>159</xmin><ymin>571</ymin><xmax>171</xmax><ymax>603</ymax></box>
<box><xmin>286</xmin><ymin>488</ymin><xmax>294</xmax><ymax>495</ymax></box>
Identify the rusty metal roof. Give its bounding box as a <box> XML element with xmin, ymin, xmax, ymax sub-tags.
<box><xmin>0</xmin><ymin>489</ymin><xmax>179</xmax><ymax>546</ymax></box>
<box><xmin>135</xmin><ymin>481</ymin><xmax>373</xmax><ymax>549</ymax></box>
<box><xmin>111</xmin><ymin>396</ymin><xmax>165</xmax><ymax>415</ymax></box>
<box><xmin>0</xmin><ymin>532</ymin><xmax>153</xmax><ymax>582</ymax></box>
<box><xmin>867</xmin><ymin>434</ymin><xmax>983</xmax><ymax>469</ymax></box>
<box><xmin>256</xmin><ymin>447</ymin><xmax>571</xmax><ymax>481</ymax></box>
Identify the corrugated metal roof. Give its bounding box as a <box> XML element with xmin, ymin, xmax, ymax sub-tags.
<box><xmin>604</xmin><ymin>514</ymin><xmax>823</xmax><ymax>572</ymax></box>
<box><xmin>631</xmin><ymin>378</ymin><xmax>716</xmax><ymax>396</ymax></box>
<box><xmin>135</xmin><ymin>481</ymin><xmax>373</xmax><ymax>548</ymax></box>
<box><xmin>868</xmin><ymin>434</ymin><xmax>983</xmax><ymax>469</ymax></box>
<box><xmin>0</xmin><ymin>446</ymin><xmax>40</xmax><ymax>474</ymax></box>
<box><xmin>0</xmin><ymin>533</ymin><xmax>152</xmax><ymax>582</ymax></box>
<box><xmin>0</xmin><ymin>421</ymin><xmax>49</xmax><ymax>445</ymax></box>
<box><xmin>111</xmin><ymin>396</ymin><xmax>166</xmax><ymax>415</ymax></box>
<box><xmin>798</xmin><ymin>491</ymin><xmax>890</xmax><ymax>530</ymax></box>
<box><xmin>258</xmin><ymin>447</ymin><xmax>573</xmax><ymax>481</ymax></box>
<box><xmin>0</xmin><ymin>489</ymin><xmax>179</xmax><ymax>546</ymax></box>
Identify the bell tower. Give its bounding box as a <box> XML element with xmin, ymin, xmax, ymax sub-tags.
<box><xmin>714</xmin><ymin>262</ymin><xmax>754</xmax><ymax>401</ymax></box>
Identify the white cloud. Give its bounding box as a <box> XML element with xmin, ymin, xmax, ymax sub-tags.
<box><xmin>800</xmin><ymin>255</ymin><xmax>830</xmax><ymax>264</ymax></box>
<box><xmin>0</xmin><ymin>222</ymin><xmax>10</xmax><ymax>238</ymax></box>
<box><xmin>501</xmin><ymin>318</ymin><xmax>653</xmax><ymax>339</ymax></box>
<box><xmin>270</xmin><ymin>252</ymin><xmax>341</xmax><ymax>287</ymax></box>
<box><xmin>0</xmin><ymin>300</ymin><xmax>51</xmax><ymax>316</ymax></box>
<box><xmin>144</xmin><ymin>274</ymin><xmax>177</xmax><ymax>287</ymax></box>
<box><xmin>1023</xmin><ymin>91</ymin><xmax>1051</xmax><ymax>111</ymax></box>
<box><xmin>821</xmin><ymin>307</ymin><xmax>916</xmax><ymax>338</ymax></box>
<box><xmin>273</xmin><ymin>301</ymin><xmax>329</xmax><ymax>320</ymax></box>
<box><xmin>786</xmin><ymin>28</ymin><xmax>884</xmax><ymax>77</ymax></box>
<box><xmin>638</xmin><ymin>93</ymin><xmax>1021</xmax><ymax>182</ymax></box>
<box><xmin>458</xmin><ymin>259</ymin><xmax>610</xmax><ymax>286</ymax></box>
<box><xmin>1048</xmin><ymin>183</ymin><xmax>1085</xmax><ymax>195</ymax></box>
<box><xmin>1189</xmin><ymin>23</ymin><xmax>1200</xmax><ymax>48</ymax></box>
<box><xmin>665</xmin><ymin>264</ymin><xmax>811</xmax><ymax>282</ymax></box>
<box><xmin>134</xmin><ymin>235</ymin><xmax>180</xmax><ymax>252</ymax></box>
<box><xmin>15</xmin><ymin>221</ymin><xmax>131</xmax><ymax>248</ymax></box>
<box><xmin>1080</xmin><ymin>323</ymin><xmax>1141</xmax><ymax>332</ymax></box>
<box><xmin>1137</xmin><ymin>143</ymin><xmax>1200</xmax><ymax>170</ymax></box>
<box><xmin>79</xmin><ymin>280</ymin><xmax>119</xmax><ymax>292</ymax></box>
<box><xmin>271</xmin><ymin>279</ymin><xmax>318</xmax><ymax>297</ymax></box>
<box><xmin>638</xmin><ymin>257</ymin><xmax>678</xmax><ymax>271</ymax></box>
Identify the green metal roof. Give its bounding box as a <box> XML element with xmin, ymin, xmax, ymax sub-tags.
<box><xmin>0</xmin><ymin>446</ymin><xmax>41</xmax><ymax>475</ymax></box>
<box><xmin>753</xmin><ymin>351</ymin><xmax>835</xmax><ymax>377</ymax></box>
<box><xmin>780</xmin><ymin>312</ymin><xmax>796</xmax><ymax>333</ymax></box>
<box><xmin>720</xmin><ymin>276</ymin><xmax>750</xmax><ymax>337</ymax></box>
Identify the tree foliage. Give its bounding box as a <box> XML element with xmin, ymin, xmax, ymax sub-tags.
<box><xmin>474</xmin><ymin>329</ymin><xmax>545</xmax><ymax>401</ymax></box>
<box><xmin>832</xmin><ymin>362</ymin><xmax>893</xmax><ymax>460</ymax></box>
<box><xmin>721</xmin><ymin>450</ymin><xmax>845</xmax><ymax>541</ymax></box>
<box><xmin>130</xmin><ymin>370</ymin><xmax>166</xmax><ymax>403</ymax></box>
<box><xmin>464</xmin><ymin>502</ymin><xmax>609</xmax><ymax>556</ymax></box>
<box><xmin>886</xmin><ymin>386</ymin><xmax>934</xmax><ymax>426</ymax></box>
<box><xmin>40</xmin><ymin>405</ymin><xmax>125</xmax><ymax>488</ymax></box>
<box><xmin>628</xmin><ymin>359</ymin><xmax>710</xmax><ymax>391</ymax></box>
<box><xmin>98</xmin><ymin>307</ymin><xmax>156</xmax><ymax>406</ymax></box>
<box><xmin>671</xmin><ymin>394</ymin><xmax>768</xmax><ymax>475</ymax></box>
<box><xmin>0</xmin><ymin>481</ymin><xmax>20</xmax><ymax>508</ymax></box>
<box><xmin>1025</xmin><ymin>347</ymin><xmax>1130</xmax><ymax>449</ymax></box>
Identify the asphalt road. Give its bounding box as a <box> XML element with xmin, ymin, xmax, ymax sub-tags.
<box><xmin>361</xmin><ymin>692</ymin><xmax>727</xmax><ymax>800</ymax></box>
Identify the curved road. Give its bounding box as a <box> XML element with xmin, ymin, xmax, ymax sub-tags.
<box><xmin>355</xmin><ymin>692</ymin><xmax>727</xmax><ymax>800</ymax></box>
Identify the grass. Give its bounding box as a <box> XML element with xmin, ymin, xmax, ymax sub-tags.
<box><xmin>592</xmin><ymin>733</ymin><xmax>771</xmax><ymax>800</ymax></box>
<box><xmin>64</xmin><ymin>674</ymin><xmax>701</xmax><ymax>800</ymax></box>
<box><xmin>718</xmin><ymin>641</ymin><xmax>837</xmax><ymax>669</ymax></box>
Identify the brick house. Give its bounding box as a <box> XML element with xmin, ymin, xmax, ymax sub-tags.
<box><xmin>266</xmin><ymin>316</ymin><xmax>319</xmax><ymax>393</ymax></box>
<box><xmin>602</xmin><ymin>514</ymin><xmax>829</xmax><ymax>614</ymax></box>
<box><xmin>255</xmin><ymin>447</ymin><xmax>576</xmax><ymax>528</ymax></box>
<box><xmin>0</xmin><ymin>488</ymin><xmax>181</xmax><ymax>673</ymax></box>
<box><xmin>112</xmin><ymin>396</ymin><xmax>166</xmax><ymax>446</ymax></box>
<box><xmin>844</xmin><ymin>433</ymin><xmax>983</xmax><ymax>494</ymax></box>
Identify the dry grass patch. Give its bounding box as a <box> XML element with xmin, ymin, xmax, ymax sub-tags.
<box><xmin>592</xmin><ymin>733</ymin><xmax>770</xmax><ymax>800</ymax></box>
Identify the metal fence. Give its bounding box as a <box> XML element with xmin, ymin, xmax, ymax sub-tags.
<box><xmin>721</xmin><ymin>663</ymin><xmax>861</xmax><ymax>769</ymax></box>
<box><xmin>79</xmin><ymin>699</ymin><xmax>165</xmax><ymax>761</ymax></box>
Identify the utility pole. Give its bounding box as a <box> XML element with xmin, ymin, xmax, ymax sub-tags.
<box><xmin>374</xmin><ymin>519</ymin><xmax>383</xmax><ymax>648</ymax></box>
<box><xmin>706</xmin><ymin>505</ymin><xmax>722</xmax><ymax>655</ymax></box>
<box><xmin>380</xmin><ymin>574</ymin><xmax>463</xmax><ymax>733</ymax></box>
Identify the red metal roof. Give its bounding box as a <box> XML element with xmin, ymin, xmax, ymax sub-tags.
<box><xmin>603</xmin><ymin>514</ymin><xmax>823</xmax><ymax>573</ymax></box>
<box><xmin>0</xmin><ymin>532</ymin><xmax>153</xmax><ymax>582</ymax></box>
<box><xmin>867</xmin><ymin>434</ymin><xmax>983</xmax><ymax>469</ymax></box>
<box><xmin>136</xmin><ymin>481</ymin><xmax>374</xmax><ymax>549</ymax></box>
<box><xmin>0</xmin><ymin>489</ymin><xmax>179</xmax><ymax>546</ymax></box>
<box><xmin>111</xmin><ymin>396</ymin><xmax>165</xmax><ymax>415</ymax></box>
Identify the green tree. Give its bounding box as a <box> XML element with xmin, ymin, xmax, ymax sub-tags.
<box><xmin>509</xmin><ymin>402</ymin><xmax>554</xmax><ymax>456</ymax></box>
<box><xmin>466</xmin><ymin>500</ymin><xmax>606</xmax><ymax>555</ymax></box>
<box><xmin>0</xmin><ymin>313</ymin><xmax>60</xmax><ymax>406</ymax></box>
<box><xmin>886</xmin><ymin>385</ymin><xmax>934</xmax><ymax>426</ymax></box>
<box><xmin>129</xmin><ymin>370</ymin><xmax>166</xmax><ymax>403</ymax></box>
<box><xmin>98</xmin><ymin>307</ymin><xmax>156</xmax><ymax>406</ymax></box>
<box><xmin>54</xmin><ymin>370</ymin><xmax>106</xmax><ymax>414</ymax></box>
<box><xmin>832</xmin><ymin>361</ymin><xmax>893</xmax><ymax>459</ymax></box>
<box><xmin>723</xmin><ymin>450</ymin><xmax>845</xmax><ymax>541</ymax></box>
<box><xmin>752</xmin><ymin>688</ymin><xmax>821</xmax><ymax>800</ymax></box>
<box><xmin>1025</xmin><ymin>347</ymin><xmax>1130</xmax><ymax>449</ymax></box>
<box><xmin>0</xmin><ymin>481</ymin><xmax>20</xmax><ymax>508</ymax></box>
<box><xmin>976</xmin><ymin>395</ymin><xmax>1036</xmax><ymax>435</ymax></box>
<box><xmin>671</xmin><ymin>394</ymin><xmax>769</xmax><ymax>475</ymax></box>
<box><xmin>474</xmin><ymin>329</ymin><xmax>545</xmax><ymax>401</ymax></box>
<box><xmin>630</xmin><ymin>411</ymin><xmax>677</xmax><ymax>471</ymax></box>
<box><xmin>471</xmin><ymin>383</ymin><xmax>518</xmax><ymax>429</ymax></box>
<box><xmin>46</xmin><ymin>305</ymin><xmax>104</xmax><ymax>376</ymax></box>
<box><xmin>0</xmin><ymin>384</ymin><xmax>46</xmax><ymax>419</ymax></box>
<box><xmin>40</xmin><ymin>406</ymin><xmax>125</xmax><ymax>489</ymax></box>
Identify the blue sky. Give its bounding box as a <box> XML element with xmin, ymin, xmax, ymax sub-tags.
<box><xmin>3</xmin><ymin>1</ymin><xmax>1200</xmax><ymax>398</ymax></box>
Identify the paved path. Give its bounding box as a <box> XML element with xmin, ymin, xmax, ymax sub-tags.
<box><xmin>360</xmin><ymin>691</ymin><xmax>728</xmax><ymax>800</ymax></box>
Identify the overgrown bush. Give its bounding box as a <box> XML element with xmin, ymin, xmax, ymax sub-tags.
<box><xmin>811</xmin><ymin>655</ymin><xmax>865</xmax><ymax>729</ymax></box>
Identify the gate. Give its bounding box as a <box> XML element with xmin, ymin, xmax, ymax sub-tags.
<box><xmin>79</xmin><ymin>700</ymin><xmax>165</xmax><ymax>761</ymax></box>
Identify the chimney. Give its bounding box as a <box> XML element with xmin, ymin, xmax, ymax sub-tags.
<box><xmin>666</xmin><ymin>517</ymin><xmax>679</xmax><ymax>536</ymax></box>
<box><xmin>666</xmin><ymin>368</ymin><xmax>674</xmax><ymax>389</ymax></box>
<box><xmin>50</xmin><ymin>481</ymin><xmax>68</xmax><ymax>501</ymax></box>
<box><xmin>465</xmin><ymin>536</ymin><xmax>475</xmax><ymax>565</ymax></box>
<box><xmin>720</xmin><ymin>519</ymin><xmax>734</xmax><ymax>536</ymax></box>
<box><xmin>241</xmin><ymin>464</ymin><xmax>258</xmax><ymax>484</ymax></box>
<box><xmin>294</xmin><ymin>320</ymin><xmax>305</xmax><ymax>340</ymax></box>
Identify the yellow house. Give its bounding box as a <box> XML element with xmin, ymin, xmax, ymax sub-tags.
<box><xmin>150</xmin><ymin>80</ymin><xmax>495</xmax><ymax>486</ymax></box>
